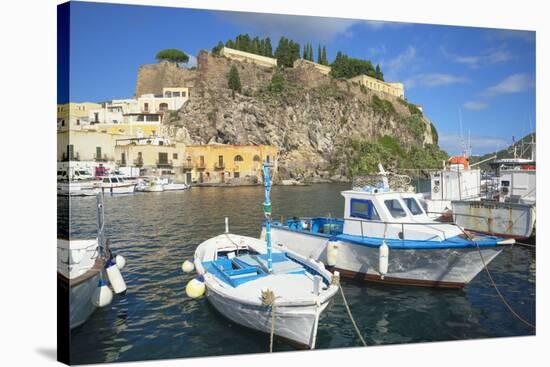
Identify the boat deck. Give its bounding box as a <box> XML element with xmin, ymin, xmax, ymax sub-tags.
<box><xmin>203</xmin><ymin>252</ymin><xmax>306</xmax><ymax>288</ymax></box>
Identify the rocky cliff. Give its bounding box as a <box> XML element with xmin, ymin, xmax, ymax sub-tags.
<box><xmin>136</xmin><ymin>51</ymin><xmax>440</xmax><ymax>182</ymax></box>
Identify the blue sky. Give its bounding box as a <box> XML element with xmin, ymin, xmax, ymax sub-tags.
<box><xmin>64</xmin><ymin>1</ymin><xmax>536</xmax><ymax>155</ymax></box>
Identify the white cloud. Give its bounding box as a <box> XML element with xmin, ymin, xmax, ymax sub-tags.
<box><xmin>481</xmin><ymin>73</ymin><xmax>534</xmax><ymax>96</ymax></box>
<box><xmin>363</xmin><ymin>20</ymin><xmax>408</xmax><ymax>30</ymax></box>
<box><xmin>219</xmin><ymin>12</ymin><xmax>358</xmax><ymax>43</ymax></box>
<box><xmin>464</xmin><ymin>101</ymin><xmax>489</xmax><ymax>111</ymax></box>
<box><xmin>405</xmin><ymin>73</ymin><xmax>469</xmax><ymax>89</ymax></box>
<box><xmin>381</xmin><ymin>46</ymin><xmax>417</xmax><ymax>80</ymax></box>
<box><xmin>442</xmin><ymin>47</ymin><xmax>512</xmax><ymax>68</ymax></box>
<box><xmin>439</xmin><ymin>133</ymin><xmax>508</xmax><ymax>155</ymax></box>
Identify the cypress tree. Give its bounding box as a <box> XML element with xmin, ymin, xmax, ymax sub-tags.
<box><xmin>227</xmin><ymin>65</ymin><xmax>242</xmax><ymax>98</ymax></box>
<box><xmin>322</xmin><ymin>46</ymin><xmax>328</xmax><ymax>65</ymax></box>
<box><xmin>265</xmin><ymin>37</ymin><xmax>273</xmax><ymax>57</ymax></box>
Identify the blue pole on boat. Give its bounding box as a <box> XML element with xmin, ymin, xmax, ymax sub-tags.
<box><xmin>263</xmin><ymin>163</ymin><xmax>273</xmax><ymax>273</ymax></box>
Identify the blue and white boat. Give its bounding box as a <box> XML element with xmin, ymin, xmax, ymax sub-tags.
<box><xmin>192</xmin><ymin>164</ymin><xmax>338</xmax><ymax>349</ymax></box>
<box><xmin>263</xmin><ymin>175</ymin><xmax>514</xmax><ymax>289</ymax></box>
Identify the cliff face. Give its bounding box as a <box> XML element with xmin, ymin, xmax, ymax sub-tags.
<box><xmin>136</xmin><ymin>51</ymin><xmax>438</xmax><ymax>181</ymax></box>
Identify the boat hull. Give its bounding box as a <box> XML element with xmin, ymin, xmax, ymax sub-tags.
<box><xmin>58</xmin><ymin>272</ymin><xmax>100</xmax><ymax>329</ymax></box>
<box><xmin>269</xmin><ymin>226</ymin><xmax>502</xmax><ymax>288</ymax></box>
<box><xmin>206</xmin><ymin>285</ymin><xmax>325</xmax><ymax>349</ymax></box>
<box><xmin>451</xmin><ymin>200</ymin><xmax>536</xmax><ymax>240</ymax></box>
<box><xmin>99</xmin><ymin>184</ymin><xmax>136</xmax><ymax>195</ymax></box>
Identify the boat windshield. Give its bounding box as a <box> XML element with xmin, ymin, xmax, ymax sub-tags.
<box><xmin>350</xmin><ymin>199</ymin><xmax>380</xmax><ymax>220</ymax></box>
<box><xmin>384</xmin><ymin>199</ymin><xmax>407</xmax><ymax>218</ymax></box>
<box><xmin>403</xmin><ymin>197</ymin><xmax>423</xmax><ymax>216</ymax></box>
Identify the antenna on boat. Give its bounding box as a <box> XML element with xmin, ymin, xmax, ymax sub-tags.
<box><xmin>263</xmin><ymin>162</ymin><xmax>273</xmax><ymax>273</ymax></box>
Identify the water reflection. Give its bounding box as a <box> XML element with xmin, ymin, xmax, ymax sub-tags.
<box><xmin>62</xmin><ymin>185</ymin><xmax>535</xmax><ymax>364</ymax></box>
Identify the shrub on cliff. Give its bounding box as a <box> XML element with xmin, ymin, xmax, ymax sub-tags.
<box><xmin>227</xmin><ymin>65</ymin><xmax>242</xmax><ymax>98</ymax></box>
<box><xmin>155</xmin><ymin>49</ymin><xmax>189</xmax><ymax>65</ymax></box>
<box><xmin>370</xmin><ymin>95</ymin><xmax>396</xmax><ymax>115</ymax></box>
<box><xmin>268</xmin><ymin>73</ymin><xmax>285</xmax><ymax>92</ymax></box>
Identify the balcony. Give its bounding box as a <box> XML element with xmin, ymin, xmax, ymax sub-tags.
<box><xmin>133</xmin><ymin>158</ymin><xmax>144</xmax><ymax>167</ymax></box>
<box><xmin>214</xmin><ymin>162</ymin><xmax>225</xmax><ymax>170</ymax></box>
<box><xmin>196</xmin><ymin>161</ymin><xmax>206</xmax><ymax>170</ymax></box>
<box><xmin>156</xmin><ymin>159</ymin><xmax>173</xmax><ymax>168</ymax></box>
<box><xmin>181</xmin><ymin>161</ymin><xmax>194</xmax><ymax>170</ymax></box>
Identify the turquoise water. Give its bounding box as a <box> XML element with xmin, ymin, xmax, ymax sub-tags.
<box><xmin>61</xmin><ymin>184</ymin><xmax>536</xmax><ymax>364</ymax></box>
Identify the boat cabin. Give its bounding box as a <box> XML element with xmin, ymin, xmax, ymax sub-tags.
<box><xmin>281</xmin><ymin>187</ymin><xmax>462</xmax><ymax>242</ymax></box>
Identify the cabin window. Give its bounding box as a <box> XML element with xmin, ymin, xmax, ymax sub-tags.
<box><xmin>501</xmin><ymin>180</ymin><xmax>510</xmax><ymax>187</ymax></box>
<box><xmin>403</xmin><ymin>198</ymin><xmax>423</xmax><ymax>216</ymax></box>
<box><xmin>384</xmin><ymin>199</ymin><xmax>407</xmax><ymax>218</ymax></box>
<box><xmin>350</xmin><ymin>199</ymin><xmax>380</xmax><ymax>220</ymax></box>
<box><xmin>103</xmin><ymin>178</ymin><xmax>110</xmax><ymax>183</ymax></box>
<box><xmin>112</xmin><ymin>177</ymin><xmax>119</xmax><ymax>183</ymax></box>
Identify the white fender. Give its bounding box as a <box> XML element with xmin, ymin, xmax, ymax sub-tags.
<box><xmin>326</xmin><ymin>238</ymin><xmax>339</xmax><ymax>267</ymax></box>
<box><xmin>106</xmin><ymin>258</ymin><xmax>127</xmax><ymax>294</ymax></box>
<box><xmin>181</xmin><ymin>260</ymin><xmax>195</xmax><ymax>273</ymax></box>
<box><xmin>115</xmin><ymin>254</ymin><xmax>126</xmax><ymax>270</ymax></box>
<box><xmin>92</xmin><ymin>279</ymin><xmax>113</xmax><ymax>307</ymax></box>
<box><xmin>186</xmin><ymin>277</ymin><xmax>206</xmax><ymax>299</ymax></box>
<box><xmin>379</xmin><ymin>240</ymin><xmax>389</xmax><ymax>279</ymax></box>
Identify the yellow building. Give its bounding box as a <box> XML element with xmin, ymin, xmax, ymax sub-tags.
<box><xmin>57</xmin><ymin>102</ymin><xmax>101</xmax><ymax>130</ymax></box>
<box><xmin>57</xmin><ymin>129</ymin><xmax>130</xmax><ymax>163</ymax></box>
<box><xmin>349</xmin><ymin>74</ymin><xmax>405</xmax><ymax>99</ymax></box>
<box><xmin>114</xmin><ymin>137</ymin><xmax>187</xmax><ymax>178</ymax></box>
<box><xmin>84</xmin><ymin>120</ymin><xmax>162</xmax><ymax>137</ymax></box>
<box><xmin>219</xmin><ymin>47</ymin><xmax>278</xmax><ymax>68</ymax></box>
<box><xmin>182</xmin><ymin>144</ymin><xmax>278</xmax><ymax>185</ymax></box>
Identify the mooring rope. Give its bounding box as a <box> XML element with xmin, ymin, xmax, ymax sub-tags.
<box><xmin>460</xmin><ymin>228</ymin><xmax>536</xmax><ymax>329</ymax></box>
<box><xmin>331</xmin><ymin>273</ymin><xmax>367</xmax><ymax>346</ymax></box>
<box><xmin>261</xmin><ymin>289</ymin><xmax>280</xmax><ymax>352</ymax></box>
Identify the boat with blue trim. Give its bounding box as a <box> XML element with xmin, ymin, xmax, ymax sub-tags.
<box><xmin>263</xmin><ymin>174</ymin><xmax>514</xmax><ymax>289</ymax></box>
<box><xmin>191</xmin><ymin>163</ymin><xmax>338</xmax><ymax>349</ymax></box>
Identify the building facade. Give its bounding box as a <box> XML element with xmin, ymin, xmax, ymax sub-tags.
<box><xmin>182</xmin><ymin>144</ymin><xmax>278</xmax><ymax>185</ymax></box>
<box><xmin>349</xmin><ymin>74</ymin><xmax>405</xmax><ymax>99</ymax></box>
<box><xmin>219</xmin><ymin>47</ymin><xmax>278</xmax><ymax>68</ymax></box>
<box><xmin>57</xmin><ymin>102</ymin><xmax>101</xmax><ymax>130</ymax></box>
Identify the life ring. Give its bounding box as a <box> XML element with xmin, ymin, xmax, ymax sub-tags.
<box><xmin>433</xmin><ymin>186</ymin><xmax>440</xmax><ymax>193</ymax></box>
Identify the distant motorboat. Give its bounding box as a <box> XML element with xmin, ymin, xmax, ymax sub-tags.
<box><xmin>161</xmin><ymin>177</ymin><xmax>189</xmax><ymax>191</ymax></box>
<box><xmin>57</xmin><ymin>181</ymin><xmax>98</xmax><ymax>197</ymax></box>
<box><xmin>98</xmin><ymin>176</ymin><xmax>136</xmax><ymax>194</ymax></box>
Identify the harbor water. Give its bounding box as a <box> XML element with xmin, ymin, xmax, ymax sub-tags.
<box><xmin>60</xmin><ymin>183</ymin><xmax>536</xmax><ymax>364</ymax></box>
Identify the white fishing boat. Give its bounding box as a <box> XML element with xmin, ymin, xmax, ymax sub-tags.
<box><xmin>189</xmin><ymin>163</ymin><xmax>338</xmax><ymax>349</ymax></box>
<box><xmin>143</xmin><ymin>177</ymin><xmax>165</xmax><ymax>192</ymax></box>
<box><xmin>265</xmin><ymin>171</ymin><xmax>514</xmax><ymax>289</ymax></box>
<box><xmin>57</xmin><ymin>194</ymin><xmax>128</xmax><ymax>329</ymax></box>
<box><xmin>57</xmin><ymin>181</ymin><xmax>98</xmax><ymax>197</ymax></box>
<box><xmin>97</xmin><ymin>175</ymin><xmax>136</xmax><ymax>194</ymax></box>
<box><xmin>161</xmin><ymin>177</ymin><xmax>189</xmax><ymax>191</ymax></box>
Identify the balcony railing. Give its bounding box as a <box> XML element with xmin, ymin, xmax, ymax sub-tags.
<box><xmin>181</xmin><ymin>162</ymin><xmax>194</xmax><ymax>170</ymax></box>
<box><xmin>156</xmin><ymin>159</ymin><xmax>173</xmax><ymax>168</ymax></box>
<box><xmin>196</xmin><ymin>161</ymin><xmax>206</xmax><ymax>169</ymax></box>
<box><xmin>134</xmin><ymin>158</ymin><xmax>144</xmax><ymax>167</ymax></box>
<box><xmin>214</xmin><ymin>162</ymin><xmax>225</xmax><ymax>170</ymax></box>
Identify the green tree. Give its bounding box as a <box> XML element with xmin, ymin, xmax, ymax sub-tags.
<box><xmin>275</xmin><ymin>37</ymin><xmax>300</xmax><ymax>67</ymax></box>
<box><xmin>321</xmin><ymin>46</ymin><xmax>328</xmax><ymax>65</ymax></box>
<box><xmin>227</xmin><ymin>65</ymin><xmax>242</xmax><ymax>98</ymax></box>
<box><xmin>330</xmin><ymin>51</ymin><xmax>379</xmax><ymax>79</ymax></box>
<box><xmin>156</xmin><ymin>49</ymin><xmax>189</xmax><ymax>64</ymax></box>
<box><xmin>268</xmin><ymin>73</ymin><xmax>285</xmax><ymax>92</ymax></box>
<box><xmin>265</xmin><ymin>37</ymin><xmax>273</xmax><ymax>57</ymax></box>
<box><xmin>375</xmin><ymin>64</ymin><xmax>384</xmax><ymax>81</ymax></box>
<box><xmin>212</xmin><ymin>41</ymin><xmax>224</xmax><ymax>55</ymax></box>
